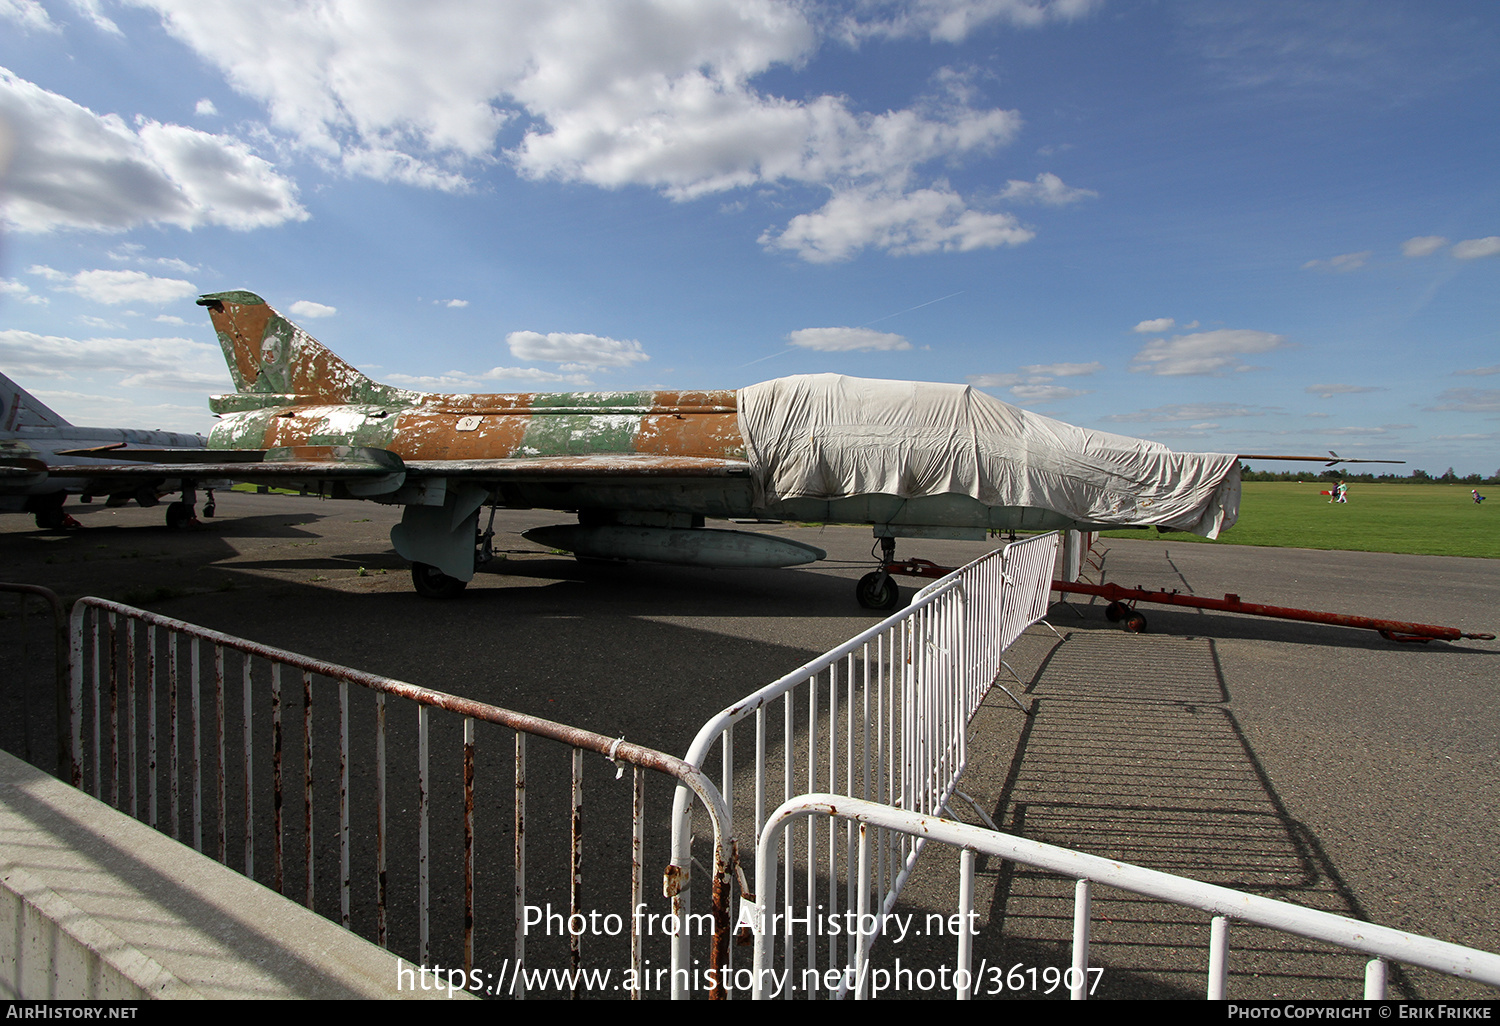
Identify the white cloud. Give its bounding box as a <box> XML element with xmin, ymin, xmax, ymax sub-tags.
<box><xmin>506</xmin><ymin>330</ymin><xmax>648</xmax><ymax>371</ymax></box>
<box><xmin>1133</xmin><ymin>317</ymin><xmax>1175</xmax><ymax>334</ymax></box>
<box><xmin>55</xmin><ymin>269</ymin><xmax>198</xmax><ymax>305</ymax></box>
<box><xmin>998</xmin><ymin>171</ymin><xmax>1096</xmax><ymax>206</ymax></box>
<box><xmin>0</xmin><ymin>278</ymin><xmax>45</xmax><ymax>304</ymax></box>
<box><xmin>0</xmin><ymin>329</ymin><xmax>231</xmax><ymax>390</ymax></box>
<box><xmin>968</xmin><ymin>361</ymin><xmax>1096</xmax><ymax>403</ymax></box>
<box><xmin>1306</xmin><ymin>383</ymin><xmax>1385</xmax><ymax>398</ymax></box>
<box><xmin>1402</xmin><ymin>235</ymin><xmax>1447</xmax><ymax>258</ymax></box>
<box><xmin>842</xmin><ymin>0</ymin><xmax>1104</xmax><ymax>43</ymax></box>
<box><xmin>764</xmin><ymin>184</ymin><xmax>1032</xmax><ymax>262</ymax></box>
<box><xmin>1454</xmin><ymin>365</ymin><xmax>1500</xmax><ymax>377</ymax></box>
<box><xmin>1426</xmin><ymin>388</ymin><xmax>1500</xmax><ymax>413</ymax></box>
<box><xmin>966</xmin><ymin>373</ymin><xmax>1022</xmax><ymax>388</ymax></box>
<box><xmin>481</xmin><ymin>366</ymin><xmax>594</xmax><ymax>387</ymax></box>
<box><xmin>1102</xmin><ymin>403</ymin><xmax>1270</xmax><ymax>423</ymax></box>
<box><xmin>1009</xmin><ymin>383</ymin><xmax>1086</xmax><ymax>401</ymax></box>
<box><xmin>0</xmin><ymin>68</ymin><xmax>307</xmax><ymax>233</ymax></box>
<box><xmin>289</xmin><ymin>300</ymin><xmax>337</xmax><ymax>318</ymax></box>
<box><xmin>385</xmin><ymin>372</ymin><xmax>488</xmax><ymax>391</ymax></box>
<box><xmin>125</xmin><ymin>0</ymin><xmax>1037</xmax><ymax>259</ymax></box>
<box><xmin>0</xmin><ymin>0</ymin><xmax>56</xmax><ymax>32</ymax></box>
<box><xmin>442</xmin><ymin>299</ymin><xmax>469</xmax><ymax>308</ymax></box>
<box><xmin>1301</xmin><ymin>251</ymin><xmax>1372</xmax><ymax>272</ymax></box>
<box><xmin>194</xmin><ymin>98</ymin><xmax>218</xmax><ymax>117</ymax></box>
<box><xmin>786</xmin><ymin>327</ymin><xmax>911</xmax><ymax>352</ymax></box>
<box><xmin>386</xmin><ymin>368</ymin><xmax>593</xmax><ymax>389</ymax></box>
<box><xmin>155</xmin><ymin>314</ymin><xmax>187</xmax><ymax>325</ymax></box>
<box><xmin>105</xmin><ymin>246</ymin><xmax>197</xmax><ymax>274</ymax></box>
<box><xmin>21</xmin><ymin>388</ymin><xmax>212</xmax><ymax>432</ymax></box>
<box><xmin>1452</xmin><ymin>236</ymin><xmax>1500</xmax><ymax>260</ymax></box>
<box><xmin>1129</xmin><ymin>329</ymin><xmax>1290</xmax><ymax>376</ymax></box>
<box><xmin>1320</xmin><ymin>426</ymin><xmax>1392</xmax><ymax>437</ymax></box>
<box><xmin>67</xmin><ymin>0</ymin><xmax>122</xmax><ymax>35</ymax></box>
<box><xmin>1020</xmin><ymin>361</ymin><xmax>1101</xmax><ymax>376</ymax></box>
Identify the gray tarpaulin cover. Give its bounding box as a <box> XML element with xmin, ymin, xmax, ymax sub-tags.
<box><xmin>738</xmin><ymin>374</ymin><xmax>1241</xmax><ymax>538</ymax></box>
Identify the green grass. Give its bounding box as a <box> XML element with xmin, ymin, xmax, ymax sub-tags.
<box><xmin>1099</xmin><ymin>482</ymin><xmax>1498</xmax><ymax>558</ymax></box>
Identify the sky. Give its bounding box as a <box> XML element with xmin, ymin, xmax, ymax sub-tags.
<box><xmin>1</xmin><ymin>0</ymin><xmax>1496</xmax><ymax>476</ymax></box>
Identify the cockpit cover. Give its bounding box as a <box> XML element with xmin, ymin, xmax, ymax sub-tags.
<box><xmin>738</xmin><ymin>374</ymin><xmax>1240</xmax><ymax>538</ymax></box>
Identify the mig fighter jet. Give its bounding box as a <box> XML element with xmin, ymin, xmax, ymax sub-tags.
<box><xmin>53</xmin><ymin>290</ymin><xmax>1246</xmax><ymax>605</ymax></box>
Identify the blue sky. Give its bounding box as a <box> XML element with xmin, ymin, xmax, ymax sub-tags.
<box><xmin>1</xmin><ymin>0</ymin><xmax>1496</xmax><ymax>475</ymax></box>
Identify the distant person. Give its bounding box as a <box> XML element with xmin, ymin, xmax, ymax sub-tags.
<box><xmin>1475</xmin><ymin>489</ymin><xmax>1487</xmax><ymax>504</ymax></box>
<box><xmin>1335</xmin><ymin>481</ymin><xmax>1348</xmax><ymax>504</ymax></box>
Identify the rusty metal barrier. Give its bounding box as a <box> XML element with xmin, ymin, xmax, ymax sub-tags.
<box><xmin>0</xmin><ymin>584</ymin><xmax>69</xmax><ymax>780</ymax></box>
<box><xmin>66</xmin><ymin>597</ymin><xmax>735</xmax><ymax>999</ymax></box>
<box><xmin>669</xmin><ymin>533</ymin><xmax>1059</xmax><ymax>996</ymax></box>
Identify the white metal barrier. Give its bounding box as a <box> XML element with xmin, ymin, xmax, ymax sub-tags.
<box><xmin>669</xmin><ymin>533</ymin><xmax>1059</xmax><ymax>993</ymax></box>
<box><xmin>66</xmin><ymin>597</ymin><xmax>736</xmax><ymax>999</ymax></box>
<box><xmin>750</xmin><ymin>795</ymin><xmax>1500</xmax><ymax>1000</ymax></box>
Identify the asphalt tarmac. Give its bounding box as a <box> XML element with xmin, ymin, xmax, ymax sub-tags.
<box><xmin>1</xmin><ymin>491</ymin><xmax>1495</xmax><ymax>1000</ymax></box>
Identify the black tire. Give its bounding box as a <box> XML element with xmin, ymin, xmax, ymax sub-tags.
<box><xmin>1123</xmin><ymin>611</ymin><xmax>1148</xmax><ymax>633</ymax></box>
<box><xmin>411</xmin><ymin>562</ymin><xmax>468</xmax><ymax>599</ymax></box>
<box><xmin>202</xmin><ymin>502</ymin><xmax>216</xmax><ymax>518</ymax></box>
<box><xmin>1104</xmin><ymin>600</ymin><xmax>1127</xmax><ymax>622</ymax></box>
<box><xmin>35</xmin><ymin>506</ymin><xmax>68</xmax><ymax>531</ymax></box>
<box><xmin>165</xmin><ymin>501</ymin><xmax>193</xmax><ymax>529</ymax></box>
<box><xmin>856</xmin><ymin>571</ymin><xmax>900</xmax><ymax>611</ymax></box>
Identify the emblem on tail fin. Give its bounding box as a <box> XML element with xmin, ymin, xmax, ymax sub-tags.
<box><xmin>198</xmin><ymin>291</ymin><xmax>418</xmax><ymax>411</ymax></box>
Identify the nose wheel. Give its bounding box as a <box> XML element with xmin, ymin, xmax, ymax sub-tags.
<box><xmin>856</xmin><ymin>570</ymin><xmax>900</xmax><ymax>611</ymax></box>
<box><xmin>855</xmin><ymin>535</ymin><xmax>903</xmax><ymax>611</ymax></box>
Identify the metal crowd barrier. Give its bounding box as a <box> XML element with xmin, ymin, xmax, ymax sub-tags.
<box><xmin>750</xmin><ymin>796</ymin><xmax>1500</xmax><ymax>1000</ymax></box>
<box><xmin>669</xmin><ymin>533</ymin><xmax>1059</xmax><ymax>994</ymax></box>
<box><xmin>66</xmin><ymin>597</ymin><xmax>735</xmax><ymax>999</ymax></box>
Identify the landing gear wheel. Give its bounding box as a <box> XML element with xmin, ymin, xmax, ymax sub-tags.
<box><xmin>411</xmin><ymin>562</ymin><xmax>468</xmax><ymax>599</ymax></box>
<box><xmin>1123</xmin><ymin>611</ymin><xmax>1148</xmax><ymax>633</ymax></box>
<box><xmin>1104</xmin><ymin>600</ymin><xmax>1127</xmax><ymax>622</ymax></box>
<box><xmin>35</xmin><ymin>506</ymin><xmax>68</xmax><ymax>530</ymax></box>
<box><xmin>202</xmin><ymin>501</ymin><xmax>216</xmax><ymax>518</ymax></box>
<box><xmin>856</xmin><ymin>571</ymin><xmax>900</xmax><ymax>611</ymax></box>
<box><xmin>165</xmin><ymin>501</ymin><xmax>194</xmax><ymax>530</ymax></box>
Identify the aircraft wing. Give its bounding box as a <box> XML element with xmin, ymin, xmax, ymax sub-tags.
<box><xmin>44</xmin><ymin>445</ymin><xmax>751</xmax><ymax>490</ymax></box>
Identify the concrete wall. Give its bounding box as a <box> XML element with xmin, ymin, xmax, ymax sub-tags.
<box><xmin>0</xmin><ymin>749</ymin><xmax>463</xmax><ymax>1000</ymax></box>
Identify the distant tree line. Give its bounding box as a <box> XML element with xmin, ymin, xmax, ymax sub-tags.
<box><xmin>1239</xmin><ymin>464</ymin><xmax>1499</xmax><ymax>485</ymax></box>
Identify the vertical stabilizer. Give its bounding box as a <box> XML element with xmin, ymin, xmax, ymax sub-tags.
<box><xmin>197</xmin><ymin>291</ymin><xmax>412</xmax><ymax>407</ymax></box>
<box><xmin>0</xmin><ymin>371</ymin><xmax>71</xmax><ymax>431</ymax></box>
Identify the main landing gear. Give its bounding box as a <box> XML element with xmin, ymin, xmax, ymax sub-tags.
<box><xmin>164</xmin><ymin>485</ymin><xmax>213</xmax><ymax>530</ymax></box>
<box><xmin>411</xmin><ymin>562</ymin><xmax>468</xmax><ymax>599</ymax></box>
<box><xmin>29</xmin><ymin>493</ymin><xmax>81</xmax><ymax>531</ymax></box>
<box><xmin>408</xmin><ymin>505</ymin><xmax>498</xmax><ymax>599</ymax></box>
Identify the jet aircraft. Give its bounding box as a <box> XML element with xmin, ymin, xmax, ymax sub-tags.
<box><xmin>46</xmin><ymin>291</ymin><xmax>1317</xmax><ymax>605</ymax></box>
<box><xmin>0</xmin><ymin>371</ymin><xmax>210</xmax><ymax>529</ymax></box>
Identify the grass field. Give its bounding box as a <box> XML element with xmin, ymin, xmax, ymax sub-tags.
<box><xmin>1099</xmin><ymin>482</ymin><xmax>1498</xmax><ymax>559</ymax></box>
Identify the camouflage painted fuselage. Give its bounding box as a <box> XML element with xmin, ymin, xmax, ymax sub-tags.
<box><xmin>200</xmin><ymin>291</ymin><xmax>757</xmax><ymax>517</ymax></box>
<box><xmin>197</xmin><ymin>291</ymin><xmax>1092</xmax><ymax>533</ymax></box>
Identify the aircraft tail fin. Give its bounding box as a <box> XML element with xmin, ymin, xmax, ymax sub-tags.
<box><xmin>198</xmin><ymin>291</ymin><xmax>412</xmax><ymax>410</ymax></box>
<box><xmin>0</xmin><ymin>371</ymin><xmax>72</xmax><ymax>430</ymax></box>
